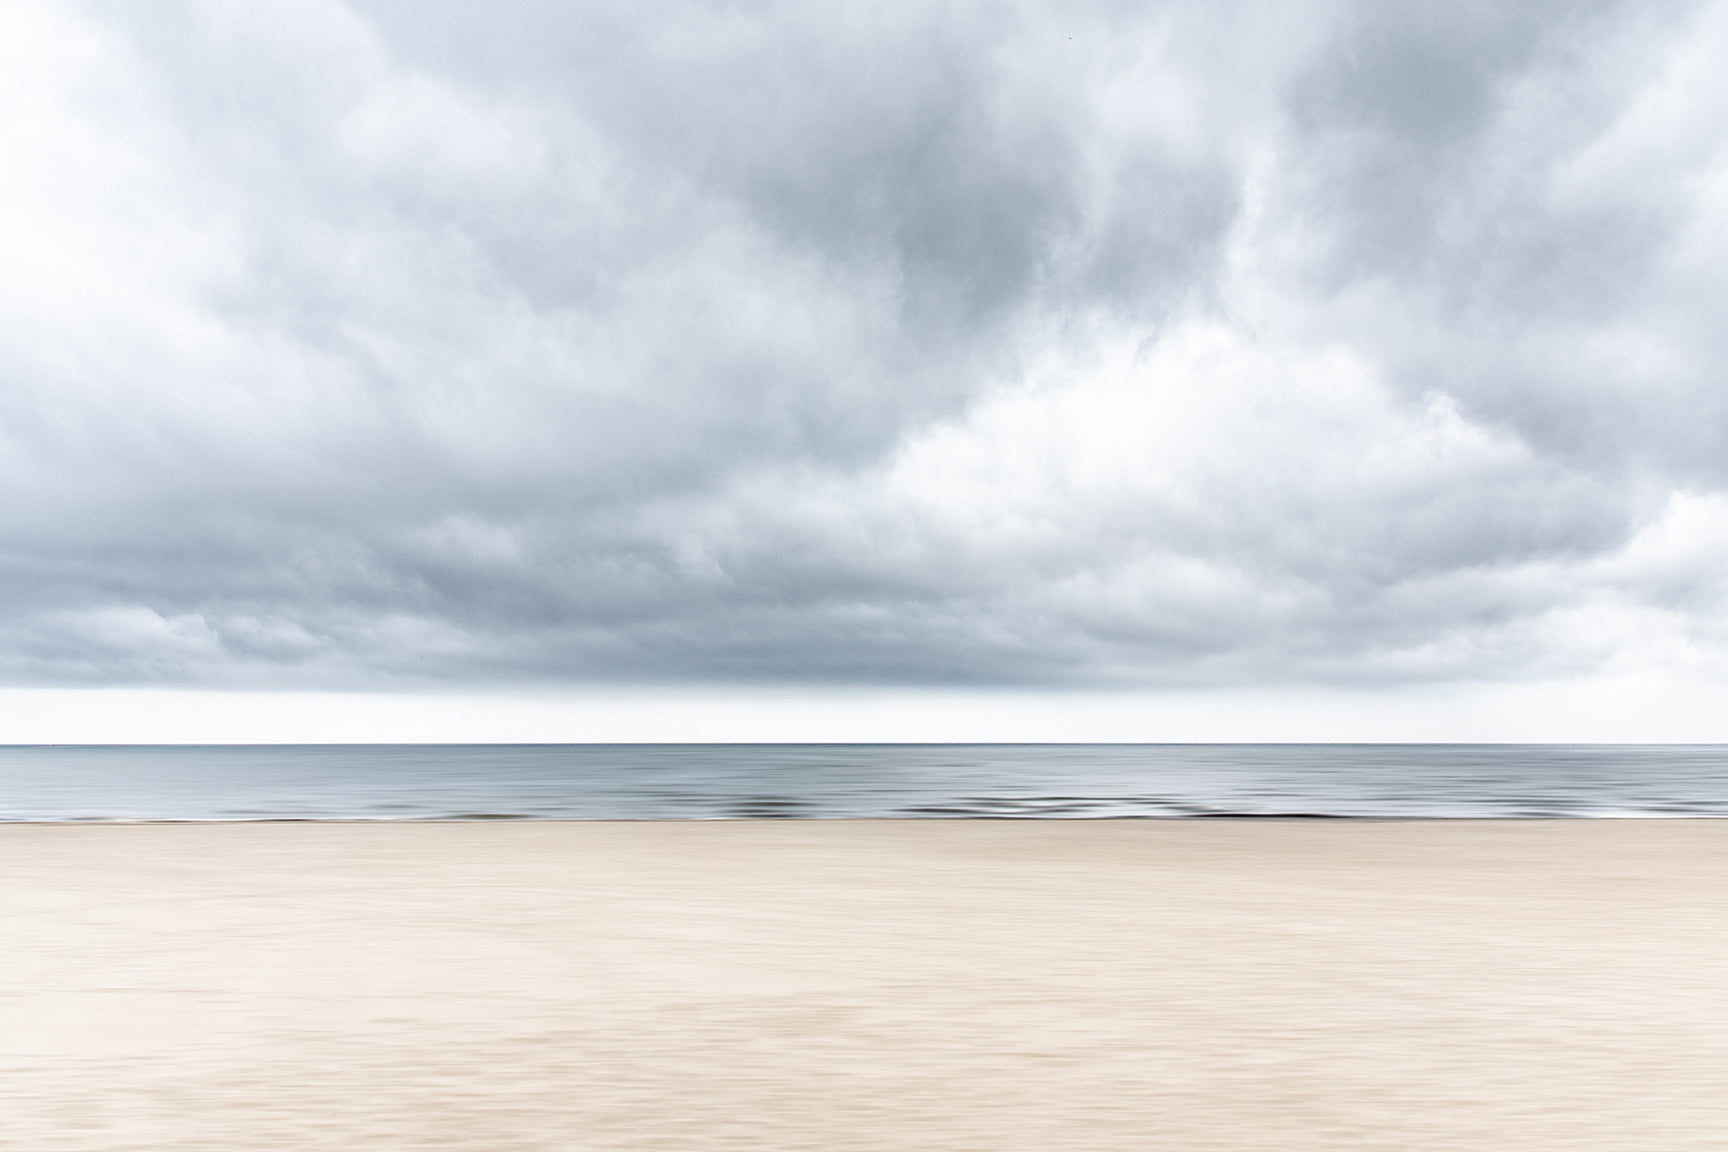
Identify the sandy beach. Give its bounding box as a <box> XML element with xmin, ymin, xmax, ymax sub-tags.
<box><xmin>4</xmin><ymin>819</ymin><xmax>1725</xmax><ymax>1150</ymax></box>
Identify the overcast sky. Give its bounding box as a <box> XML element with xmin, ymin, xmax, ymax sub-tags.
<box><xmin>4</xmin><ymin>0</ymin><xmax>1728</xmax><ymax>736</ymax></box>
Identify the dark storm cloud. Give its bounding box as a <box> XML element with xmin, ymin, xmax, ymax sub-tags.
<box><xmin>2</xmin><ymin>0</ymin><xmax>1726</xmax><ymax>687</ymax></box>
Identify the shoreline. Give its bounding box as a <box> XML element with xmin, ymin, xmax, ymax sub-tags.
<box><xmin>5</xmin><ymin>811</ymin><xmax>1720</xmax><ymax>823</ymax></box>
<box><xmin>7</xmin><ymin>819</ymin><xmax>1726</xmax><ymax>1150</ymax></box>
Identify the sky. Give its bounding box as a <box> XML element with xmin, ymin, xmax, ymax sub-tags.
<box><xmin>3</xmin><ymin>0</ymin><xmax>1728</xmax><ymax>741</ymax></box>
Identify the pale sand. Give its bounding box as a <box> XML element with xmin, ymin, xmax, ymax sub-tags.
<box><xmin>4</xmin><ymin>821</ymin><xmax>1726</xmax><ymax>1150</ymax></box>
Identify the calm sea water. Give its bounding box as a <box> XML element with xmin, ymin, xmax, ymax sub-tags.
<box><xmin>2</xmin><ymin>744</ymin><xmax>1726</xmax><ymax>821</ymax></box>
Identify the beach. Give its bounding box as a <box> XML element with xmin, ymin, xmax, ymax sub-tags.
<box><xmin>4</xmin><ymin>819</ymin><xmax>1725</xmax><ymax>1150</ymax></box>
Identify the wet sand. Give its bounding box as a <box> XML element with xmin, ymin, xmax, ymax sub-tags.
<box><xmin>4</xmin><ymin>819</ymin><xmax>1726</xmax><ymax>1150</ymax></box>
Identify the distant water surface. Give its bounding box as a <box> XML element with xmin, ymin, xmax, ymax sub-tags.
<box><xmin>2</xmin><ymin>744</ymin><xmax>1726</xmax><ymax>821</ymax></box>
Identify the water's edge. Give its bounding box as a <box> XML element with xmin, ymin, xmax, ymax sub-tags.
<box><xmin>4</xmin><ymin>744</ymin><xmax>1726</xmax><ymax>822</ymax></box>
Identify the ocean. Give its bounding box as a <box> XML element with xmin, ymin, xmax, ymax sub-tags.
<box><xmin>2</xmin><ymin>743</ymin><xmax>1725</xmax><ymax>821</ymax></box>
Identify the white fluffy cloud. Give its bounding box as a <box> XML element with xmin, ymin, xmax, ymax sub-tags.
<box><xmin>1</xmin><ymin>0</ymin><xmax>1726</xmax><ymax>690</ymax></box>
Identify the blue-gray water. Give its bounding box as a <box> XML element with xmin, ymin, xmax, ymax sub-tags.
<box><xmin>2</xmin><ymin>744</ymin><xmax>1726</xmax><ymax>821</ymax></box>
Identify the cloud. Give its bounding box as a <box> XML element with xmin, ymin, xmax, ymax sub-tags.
<box><xmin>0</xmin><ymin>0</ymin><xmax>1725</xmax><ymax>689</ymax></box>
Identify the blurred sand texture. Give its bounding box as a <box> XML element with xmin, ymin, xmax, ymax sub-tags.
<box><xmin>4</xmin><ymin>819</ymin><xmax>1726</xmax><ymax>1150</ymax></box>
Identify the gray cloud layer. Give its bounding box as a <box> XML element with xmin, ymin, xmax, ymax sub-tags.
<box><xmin>3</xmin><ymin>0</ymin><xmax>1726</xmax><ymax>688</ymax></box>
